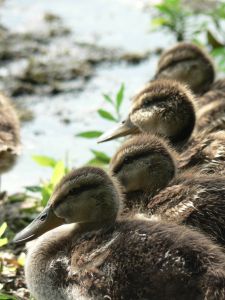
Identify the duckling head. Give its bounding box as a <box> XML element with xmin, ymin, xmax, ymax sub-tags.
<box><xmin>110</xmin><ymin>134</ymin><xmax>177</xmax><ymax>196</ymax></box>
<box><xmin>155</xmin><ymin>43</ymin><xmax>215</xmax><ymax>93</ymax></box>
<box><xmin>99</xmin><ymin>79</ymin><xmax>196</xmax><ymax>144</ymax></box>
<box><xmin>13</xmin><ymin>167</ymin><xmax>122</xmax><ymax>243</ymax></box>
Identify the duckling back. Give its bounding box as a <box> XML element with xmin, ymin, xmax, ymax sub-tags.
<box><xmin>148</xmin><ymin>174</ymin><xmax>225</xmax><ymax>246</ymax></box>
<box><xmin>25</xmin><ymin>219</ymin><xmax>225</xmax><ymax>300</ymax></box>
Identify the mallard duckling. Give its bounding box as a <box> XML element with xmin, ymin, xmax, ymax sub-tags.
<box><xmin>0</xmin><ymin>93</ymin><xmax>20</xmax><ymax>174</ymax></box>
<box><xmin>110</xmin><ymin>134</ymin><xmax>225</xmax><ymax>246</ymax></box>
<box><xmin>155</xmin><ymin>42</ymin><xmax>215</xmax><ymax>94</ymax></box>
<box><xmin>13</xmin><ymin>166</ymin><xmax>225</xmax><ymax>300</ymax></box>
<box><xmin>98</xmin><ymin>79</ymin><xmax>196</xmax><ymax>147</ymax></box>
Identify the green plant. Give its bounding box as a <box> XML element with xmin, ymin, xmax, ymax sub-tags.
<box><xmin>0</xmin><ymin>294</ymin><xmax>18</xmax><ymax>300</ymax></box>
<box><xmin>77</xmin><ymin>83</ymin><xmax>125</xmax><ymax>166</ymax></box>
<box><xmin>151</xmin><ymin>0</ymin><xmax>191</xmax><ymax>41</ymax></box>
<box><xmin>151</xmin><ymin>0</ymin><xmax>225</xmax><ymax>71</ymax></box>
<box><xmin>26</xmin><ymin>155</ymin><xmax>69</xmax><ymax>207</ymax></box>
<box><xmin>0</xmin><ymin>222</ymin><xmax>8</xmax><ymax>248</ymax></box>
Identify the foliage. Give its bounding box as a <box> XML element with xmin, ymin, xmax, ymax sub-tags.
<box><xmin>0</xmin><ymin>223</ymin><xmax>8</xmax><ymax>248</ymax></box>
<box><xmin>26</xmin><ymin>156</ymin><xmax>68</xmax><ymax>207</ymax></box>
<box><xmin>77</xmin><ymin>83</ymin><xmax>125</xmax><ymax>166</ymax></box>
<box><xmin>150</xmin><ymin>0</ymin><xmax>225</xmax><ymax>71</ymax></box>
<box><xmin>0</xmin><ymin>294</ymin><xmax>18</xmax><ymax>300</ymax></box>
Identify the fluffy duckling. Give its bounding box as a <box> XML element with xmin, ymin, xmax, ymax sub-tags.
<box><xmin>13</xmin><ymin>167</ymin><xmax>225</xmax><ymax>300</ymax></box>
<box><xmin>155</xmin><ymin>42</ymin><xmax>215</xmax><ymax>94</ymax></box>
<box><xmin>0</xmin><ymin>93</ymin><xmax>20</xmax><ymax>174</ymax></box>
<box><xmin>98</xmin><ymin>79</ymin><xmax>196</xmax><ymax>147</ymax></box>
<box><xmin>110</xmin><ymin>134</ymin><xmax>225</xmax><ymax>246</ymax></box>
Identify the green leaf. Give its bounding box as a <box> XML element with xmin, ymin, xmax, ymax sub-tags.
<box><xmin>91</xmin><ymin>149</ymin><xmax>110</xmax><ymax>163</ymax></box>
<box><xmin>50</xmin><ymin>161</ymin><xmax>66</xmax><ymax>187</ymax></box>
<box><xmin>87</xmin><ymin>158</ymin><xmax>108</xmax><ymax>167</ymax></box>
<box><xmin>103</xmin><ymin>94</ymin><xmax>113</xmax><ymax>105</ymax></box>
<box><xmin>25</xmin><ymin>185</ymin><xmax>42</xmax><ymax>193</ymax></box>
<box><xmin>151</xmin><ymin>17</ymin><xmax>169</xmax><ymax>27</ymax></box>
<box><xmin>207</xmin><ymin>30</ymin><xmax>224</xmax><ymax>49</ymax></box>
<box><xmin>32</xmin><ymin>155</ymin><xmax>57</xmax><ymax>168</ymax></box>
<box><xmin>0</xmin><ymin>293</ymin><xmax>18</xmax><ymax>300</ymax></box>
<box><xmin>41</xmin><ymin>184</ymin><xmax>52</xmax><ymax>207</ymax></box>
<box><xmin>97</xmin><ymin>109</ymin><xmax>117</xmax><ymax>122</ymax></box>
<box><xmin>0</xmin><ymin>222</ymin><xmax>7</xmax><ymax>238</ymax></box>
<box><xmin>0</xmin><ymin>237</ymin><xmax>8</xmax><ymax>247</ymax></box>
<box><xmin>116</xmin><ymin>83</ymin><xmax>125</xmax><ymax>113</ymax></box>
<box><xmin>76</xmin><ymin>131</ymin><xmax>103</xmax><ymax>138</ymax></box>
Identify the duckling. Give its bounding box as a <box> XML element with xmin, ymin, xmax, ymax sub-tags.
<box><xmin>0</xmin><ymin>93</ymin><xmax>20</xmax><ymax>175</ymax></box>
<box><xmin>155</xmin><ymin>42</ymin><xmax>215</xmax><ymax>94</ymax></box>
<box><xmin>98</xmin><ymin>79</ymin><xmax>196</xmax><ymax>147</ymax></box>
<box><xmin>110</xmin><ymin>134</ymin><xmax>225</xmax><ymax>246</ymax></box>
<box><xmin>13</xmin><ymin>166</ymin><xmax>225</xmax><ymax>300</ymax></box>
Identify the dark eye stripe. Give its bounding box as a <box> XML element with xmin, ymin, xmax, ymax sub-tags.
<box><xmin>113</xmin><ymin>151</ymin><xmax>152</xmax><ymax>174</ymax></box>
<box><xmin>54</xmin><ymin>183</ymin><xmax>100</xmax><ymax>207</ymax></box>
<box><xmin>142</xmin><ymin>95</ymin><xmax>168</xmax><ymax>107</ymax></box>
<box><xmin>66</xmin><ymin>183</ymin><xmax>100</xmax><ymax>197</ymax></box>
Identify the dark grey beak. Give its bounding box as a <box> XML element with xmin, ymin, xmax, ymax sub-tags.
<box><xmin>13</xmin><ymin>205</ymin><xmax>64</xmax><ymax>244</ymax></box>
<box><xmin>97</xmin><ymin>118</ymin><xmax>140</xmax><ymax>143</ymax></box>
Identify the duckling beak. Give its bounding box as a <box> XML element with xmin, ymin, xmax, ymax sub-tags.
<box><xmin>97</xmin><ymin>118</ymin><xmax>139</xmax><ymax>143</ymax></box>
<box><xmin>12</xmin><ymin>205</ymin><xmax>65</xmax><ymax>244</ymax></box>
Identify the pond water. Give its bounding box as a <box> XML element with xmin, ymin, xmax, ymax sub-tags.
<box><xmin>0</xmin><ymin>0</ymin><xmax>173</xmax><ymax>192</ymax></box>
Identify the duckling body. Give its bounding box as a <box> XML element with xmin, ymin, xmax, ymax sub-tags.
<box><xmin>0</xmin><ymin>93</ymin><xmax>20</xmax><ymax>173</ymax></box>
<box><xmin>148</xmin><ymin>174</ymin><xmax>225</xmax><ymax>246</ymax></box>
<box><xmin>155</xmin><ymin>43</ymin><xmax>215</xmax><ymax>94</ymax></box>
<box><xmin>13</xmin><ymin>167</ymin><xmax>225</xmax><ymax>300</ymax></box>
<box><xmin>179</xmin><ymin>130</ymin><xmax>225</xmax><ymax>175</ymax></box>
<box><xmin>110</xmin><ymin>134</ymin><xmax>225</xmax><ymax>246</ymax></box>
<box><xmin>196</xmin><ymin>99</ymin><xmax>225</xmax><ymax>134</ymax></box>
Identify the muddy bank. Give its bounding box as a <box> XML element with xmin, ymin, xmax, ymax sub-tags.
<box><xmin>0</xmin><ymin>12</ymin><xmax>151</xmax><ymax>98</ymax></box>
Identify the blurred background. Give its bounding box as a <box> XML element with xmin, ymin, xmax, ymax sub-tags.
<box><xmin>1</xmin><ymin>0</ymin><xmax>224</xmax><ymax>193</ymax></box>
<box><xmin>1</xmin><ymin>0</ymin><xmax>225</xmax><ymax>299</ymax></box>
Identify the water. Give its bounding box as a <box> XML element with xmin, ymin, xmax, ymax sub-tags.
<box><xmin>0</xmin><ymin>0</ymin><xmax>172</xmax><ymax>192</ymax></box>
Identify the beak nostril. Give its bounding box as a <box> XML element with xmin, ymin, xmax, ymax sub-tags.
<box><xmin>40</xmin><ymin>213</ymin><xmax>47</xmax><ymax>221</ymax></box>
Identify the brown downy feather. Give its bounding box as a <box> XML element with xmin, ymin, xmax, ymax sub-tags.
<box><xmin>196</xmin><ymin>98</ymin><xmax>225</xmax><ymax>134</ymax></box>
<box><xmin>148</xmin><ymin>174</ymin><xmax>225</xmax><ymax>246</ymax></box>
<box><xmin>155</xmin><ymin>42</ymin><xmax>215</xmax><ymax>94</ymax></box>
<box><xmin>131</xmin><ymin>79</ymin><xmax>196</xmax><ymax>146</ymax></box>
<box><xmin>178</xmin><ymin>130</ymin><xmax>225</xmax><ymax>175</ymax></box>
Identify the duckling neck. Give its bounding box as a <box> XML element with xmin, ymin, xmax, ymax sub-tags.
<box><xmin>123</xmin><ymin>190</ymin><xmax>157</xmax><ymax>214</ymax></box>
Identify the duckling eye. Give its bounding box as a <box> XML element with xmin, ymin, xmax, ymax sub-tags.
<box><xmin>124</xmin><ymin>156</ymin><xmax>133</xmax><ymax>164</ymax></box>
<box><xmin>40</xmin><ymin>213</ymin><xmax>47</xmax><ymax>221</ymax></box>
<box><xmin>142</xmin><ymin>100</ymin><xmax>150</xmax><ymax>108</ymax></box>
<box><xmin>67</xmin><ymin>188</ymin><xmax>80</xmax><ymax>196</ymax></box>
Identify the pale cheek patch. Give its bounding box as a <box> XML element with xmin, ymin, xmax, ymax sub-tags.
<box><xmin>131</xmin><ymin>110</ymin><xmax>159</xmax><ymax>132</ymax></box>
